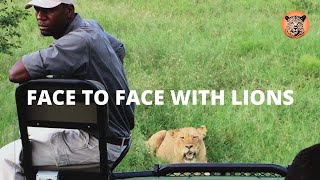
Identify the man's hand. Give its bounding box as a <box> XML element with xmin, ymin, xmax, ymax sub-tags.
<box><xmin>9</xmin><ymin>60</ymin><xmax>31</xmax><ymax>83</ymax></box>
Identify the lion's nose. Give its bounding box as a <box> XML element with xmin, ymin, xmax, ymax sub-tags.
<box><xmin>185</xmin><ymin>145</ymin><xmax>193</xmax><ymax>149</ymax></box>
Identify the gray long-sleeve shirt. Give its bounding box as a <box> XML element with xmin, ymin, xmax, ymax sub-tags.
<box><xmin>22</xmin><ymin>14</ymin><xmax>134</xmax><ymax>138</ymax></box>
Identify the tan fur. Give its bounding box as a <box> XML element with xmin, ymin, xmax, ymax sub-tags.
<box><xmin>147</xmin><ymin>125</ymin><xmax>207</xmax><ymax>163</ymax></box>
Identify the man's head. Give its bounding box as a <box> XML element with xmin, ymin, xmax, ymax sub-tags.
<box><xmin>285</xmin><ymin>144</ymin><xmax>320</xmax><ymax>180</ymax></box>
<box><xmin>25</xmin><ymin>0</ymin><xmax>76</xmax><ymax>39</ymax></box>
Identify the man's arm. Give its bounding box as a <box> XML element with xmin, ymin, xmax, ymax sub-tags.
<box><xmin>9</xmin><ymin>60</ymin><xmax>31</xmax><ymax>83</ymax></box>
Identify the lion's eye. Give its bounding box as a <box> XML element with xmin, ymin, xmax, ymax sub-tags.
<box><xmin>180</xmin><ymin>137</ymin><xmax>184</xmax><ymax>139</ymax></box>
<box><xmin>193</xmin><ymin>136</ymin><xmax>198</xmax><ymax>139</ymax></box>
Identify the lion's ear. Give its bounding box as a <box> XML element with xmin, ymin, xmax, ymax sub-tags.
<box><xmin>300</xmin><ymin>15</ymin><xmax>306</xmax><ymax>22</ymax></box>
<box><xmin>168</xmin><ymin>129</ymin><xmax>179</xmax><ymax>138</ymax></box>
<box><xmin>197</xmin><ymin>125</ymin><xmax>207</xmax><ymax>137</ymax></box>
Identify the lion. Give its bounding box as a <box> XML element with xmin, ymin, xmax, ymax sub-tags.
<box><xmin>146</xmin><ymin>125</ymin><xmax>207</xmax><ymax>163</ymax></box>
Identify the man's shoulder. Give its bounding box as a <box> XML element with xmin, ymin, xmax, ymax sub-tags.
<box><xmin>63</xmin><ymin>21</ymin><xmax>103</xmax><ymax>43</ymax></box>
<box><xmin>54</xmin><ymin>29</ymin><xmax>89</xmax><ymax>48</ymax></box>
<box><xmin>70</xmin><ymin>26</ymin><xmax>94</xmax><ymax>39</ymax></box>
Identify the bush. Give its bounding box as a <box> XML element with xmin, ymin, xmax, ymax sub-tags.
<box><xmin>0</xmin><ymin>0</ymin><xmax>29</xmax><ymax>54</ymax></box>
<box><xmin>291</xmin><ymin>0</ymin><xmax>320</xmax><ymax>14</ymax></box>
<box><xmin>297</xmin><ymin>54</ymin><xmax>320</xmax><ymax>76</ymax></box>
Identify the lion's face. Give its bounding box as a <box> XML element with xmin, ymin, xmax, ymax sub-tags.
<box><xmin>170</xmin><ymin>125</ymin><xmax>207</xmax><ymax>163</ymax></box>
<box><xmin>285</xmin><ymin>15</ymin><xmax>306</xmax><ymax>37</ymax></box>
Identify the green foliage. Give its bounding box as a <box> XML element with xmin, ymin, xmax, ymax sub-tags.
<box><xmin>0</xmin><ymin>0</ymin><xmax>29</xmax><ymax>54</ymax></box>
<box><xmin>298</xmin><ymin>54</ymin><xmax>320</xmax><ymax>76</ymax></box>
<box><xmin>291</xmin><ymin>0</ymin><xmax>320</xmax><ymax>14</ymax></box>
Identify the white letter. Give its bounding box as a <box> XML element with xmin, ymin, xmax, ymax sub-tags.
<box><xmin>94</xmin><ymin>90</ymin><xmax>109</xmax><ymax>105</ymax></box>
<box><xmin>192</xmin><ymin>90</ymin><xmax>197</xmax><ymax>105</ymax></box>
<box><xmin>232</xmin><ymin>90</ymin><xmax>242</xmax><ymax>105</ymax></box>
<box><xmin>171</xmin><ymin>90</ymin><xmax>190</xmax><ymax>105</ymax></box>
<box><xmin>198</xmin><ymin>90</ymin><xmax>209</xmax><ymax>105</ymax></box>
<box><xmin>126</xmin><ymin>90</ymin><xmax>140</xmax><ymax>105</ymax></box>
<box><xmin>251</xmin><ymin>90</ymin><xmax>265</xmax><ymax>105</ymax></box>
<box><xmin>283</xmin><ymin>90</ymin><xmax>294</xmax><ymax>105</ymax></box>
<box><xmin>116</xmin><ymin>90</ymin><xmax>126</xmax><ymax>105</ymax></box>
<box><xmin>211</xmin><ymin>90</ymin><xmax>224</xmax><ymax>105</ymax></box>
<box><xmin>267</xmin><ymin>90</ymin><xmax>281</xmax><ymax>105</ymax></box>
<box><xmin>155</xmin><ymin>90</ymin><xmax>164</xmax><ymax>105</ymax></box>
<box><xmin>66</xmin><ymin>90</ymin><xmax>75</xmax><ymax>105</ymax></box>
<box><xmin>141</xmin><ymin>90</ymin><xmax>153</xmax><ymax>105</ymax></box>
<box><xmin>243</xmin><ymin>90</ymin><xmax>249</xmax><ymax>105</ymax></box>
<box><xmin>82</xmin><ymin>90</ymin><xmax>93</xmax><ymax>105</ymax></box>
<box><xmin>37</xmin><ymin>90</ymin><xmax>52</xmax><ymax>105</ymax></box>
<box><xmin>28</xmin><ymin>90</ymin><xmax>37</xmax><ymax>105</ymax></box>
<box><xmin>53</xmin><ymin>90</ymin><xmax>64</xmax><ymax>105</ymax></box>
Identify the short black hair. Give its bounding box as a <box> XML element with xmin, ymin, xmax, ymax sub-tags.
<box><xmin>285</xmin><ymin>144</ymin><xmax>320</xmax><ymax>180</ymax></box>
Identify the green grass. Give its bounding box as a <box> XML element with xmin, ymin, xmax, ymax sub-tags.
<box><xmin>1</xmin><ymin>0</ymin><xmax>319</xmax><ymax>172</ymax></box>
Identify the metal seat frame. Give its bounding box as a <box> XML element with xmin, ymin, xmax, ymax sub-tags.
<box><xmin>15</xmin><ymin>79</ymin><xmax>112</xmax><ymax>180</ymax></box>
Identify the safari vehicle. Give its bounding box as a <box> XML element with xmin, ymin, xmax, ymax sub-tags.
<box><xmin>111</xmin><ymin>163</ymin><xmax>287</xmax><ymax>179</ymax></box>
<box><xmin>15</xmin><ymin>79</ymin><xmax>288</xmax><ymax>180</ymax></box>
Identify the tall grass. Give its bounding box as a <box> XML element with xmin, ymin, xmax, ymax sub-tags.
<box><xmin>0</xmin><ymin>0</ymin><xmax>319</xmax><ymax>172</ymax></box>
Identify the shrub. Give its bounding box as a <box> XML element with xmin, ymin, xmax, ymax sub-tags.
<box><xmin>0</xmin><ymin>0</ymin><xmax>29</xmax><ymax>54</ymax></box>
<box><xmin>297</xmin><ymin>54</ymin><xmax>320</xmax><ymax>76</ymax></box>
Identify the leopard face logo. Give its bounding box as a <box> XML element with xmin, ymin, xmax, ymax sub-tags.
<box><xmin>281</xmin><ymin>10</ymin><xmax>309</xmax><ymax>39</ymax></box>
<box><xmin>285</xmin><ymin>15</ymin><xmax>306</xmax><ymax>38</ymax></box>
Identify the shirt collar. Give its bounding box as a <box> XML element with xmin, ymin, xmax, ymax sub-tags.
<box><xmin>63</xmin><ymin>14</ymin><xmax>84</xmax><ymax>36</ymax></box>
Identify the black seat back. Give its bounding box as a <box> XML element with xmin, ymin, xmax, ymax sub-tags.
<box><xmin>15</xmin><ymin>79</ymin><xmax>109</xmax><ymax>180</ymax></box>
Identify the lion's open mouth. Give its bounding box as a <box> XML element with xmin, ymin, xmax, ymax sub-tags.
<box><xmin>184</xmin><ymin>151</ymin><xmax>196</xmax><ymax>161</ymax></box>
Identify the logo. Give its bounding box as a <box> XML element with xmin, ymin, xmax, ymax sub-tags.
<box><xmin>281</xmin><ymin>10</ymin><xmax>310</xmax><ymax>39</ymax></box>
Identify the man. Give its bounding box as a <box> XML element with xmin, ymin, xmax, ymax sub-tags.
<box><xmin>0</xmin><ymin>0</ymin><xmax>135</xmax><ymax>179</ymax></box>
<box><xmin>285</xmin><ymin>143</ymin><xmax>320</xmax><ymax>180</ymax></box>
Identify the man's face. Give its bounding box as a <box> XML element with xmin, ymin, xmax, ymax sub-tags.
<box><xmin>34</xmin><ymin>4</ymin><xmax>70</xmax><ymax>39</ymax></box>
